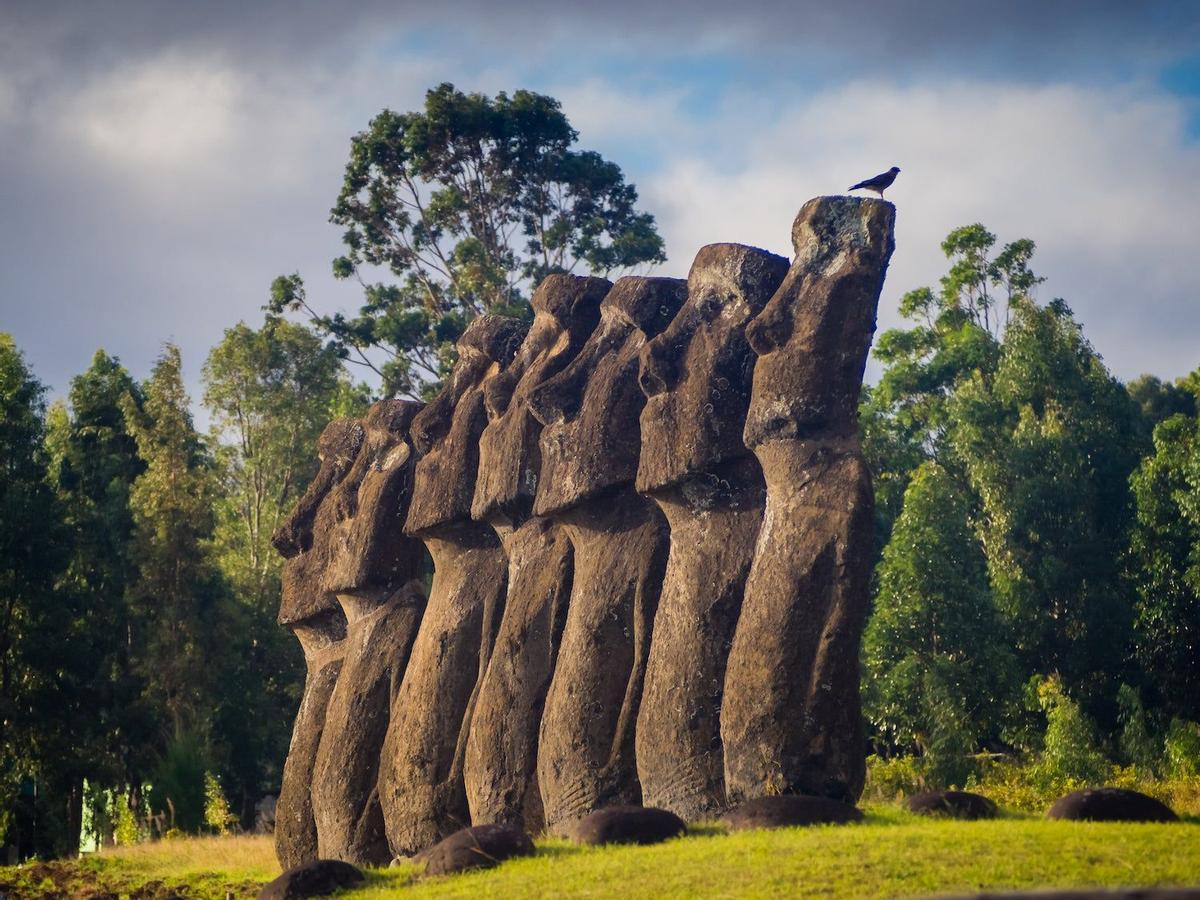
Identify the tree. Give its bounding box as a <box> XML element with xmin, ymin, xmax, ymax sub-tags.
<box><xmin>47</xmin><ymin>352</ymin><xmax>154</xmax><ymax>778</ymax></box>
<box><xmin>861</xmin><ymin>225</ymin><xmax>1041</xmax><ymax>551</ymax></box>
<box><xmin>1126</xmin><ymin>387</ymin><xmax>1200</xmax><ymax>721</ymax></box>
<box><xmin>121</xmin><ymin>345</ymin><xmax>222</xmax><ymax>742</ymax></box>
<box><xmin>1127</xmin><ymin>373</ymin><xmax>1197</xmax><ymax>439</ymax></box>
<box><xmin>271</xmin><ymin>83</ymin><xmax>666</xmax><ymax>398</ymax></box>
<box><xmin>863</xmin><ymin>462</ymin><xmax>1017</xmax><ymax>785</ymax></box>
<box><xmin>949</xmin><ymin>298</ymin><xmax>1144</xmax><ymax>723</ymax></box>
<box><xmin>0</xmin><ymin>333</ymin><xmax>76</xmax><ymax>856</ymax></box>
<box><xmin>201</xmin><ymin>316</ymin><xmax>365</xmax><ymax>817</ymax></box>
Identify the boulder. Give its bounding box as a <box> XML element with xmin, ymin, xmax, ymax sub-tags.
<box><xmin>1046</xmin><ymin>788</ymin><xmax>1178</xmax><ymax>823</ymax></box>
<box><xmin>721</xmin><ymin>795</ymin><xmax>863</xmax><ymax>831</ymax></box>
<box><xmin>566</xmin><ymin>805</ymin><xmax>687</xmax><ymax>846</ymax></box>
<box><xmin>905</xmin><ymin>790</ymin><xmax>998</xmax><ymax>820</ymax></box>
<box><xmin>634</xmin><ymin>246</ymin><xmax>787</xmax><ymax>820</ymax></box>
<box><xmin>418</xmin><ymin>823</ymin><xmax>536</xmax><ymax>876</ymax></box>
<box><xmin>256</xmin><ymin>859</ymin><xmax>364</xmax><ymax>899</ymax></box>
<box><xmin>722</xmin><ymin>197</ymin><xmax>895</xmax><ymax>805</ymax></box>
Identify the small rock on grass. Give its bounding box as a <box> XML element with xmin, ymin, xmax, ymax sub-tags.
<box><xmin>905</xmin><ymin>790</ymin><xmax>998</xmax><ymax>820</ymax></box>
<box><xmin>417</xmin><ymin>823</ymin><xmax>536</xmax><ymax>876</ymax></box>
<box><xmin>721</xmin><ymin>795</ymin><xmax>863</xmax><ymax>831</ymax></box>
<box><xmin>1045</xmin><ymin>787</ymin><xmax>1177</xmax><ymax>823</ymax></box>
<box><xmin>567</xmin><ymin>805</ymin><xmax>687</xmax><ymax>846</ymax></box>
<box><xmin>257</xmin><ymin>859</ymin><xmax>364</xmax><ymax>899</ymax></box>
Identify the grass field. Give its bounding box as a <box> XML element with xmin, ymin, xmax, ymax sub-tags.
<box><xmin>2</xmin><ymin>806</ymin><xmax>1197</xmax><ymax>899</ymax></box>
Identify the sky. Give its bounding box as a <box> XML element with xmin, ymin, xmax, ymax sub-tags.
<box><xmin>2</xmin><ymin>1</ymin><xmax>1199</xmax><ymax>413</ymax></box>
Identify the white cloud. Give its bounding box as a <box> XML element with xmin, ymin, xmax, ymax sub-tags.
<box><xmin>639</xmin><ymin>80</ymin><xmax>1200</xmax><ymax>380</ymax></box>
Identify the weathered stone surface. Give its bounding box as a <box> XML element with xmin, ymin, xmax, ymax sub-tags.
<box><xmin>905</xmin><ymin>790</ymin><xmax>997</xmax><ymax>820</ymax></box>
<box><xmin>310</xmin><ymin>401</ymin><xmax>427</xmax><ymax>867</ymax></box>
<box><xmin>472</xmin><ymin>274</ymin><xmax>609</xmax><ymax>525</ymax></box>
<box><xmin>404</xmin><ymin>316</ymin><xmax>528</xmax><ymax>535</ymax></box>
<box><xmin>722</xmin><ymin>197</ymin><xmax>895</xmax><ymax>805</ymax></box>
<box><xmin>417</xmin><ymin>823</ymin><xmax>536</xmax><ymax>876</ymax></box>
<box><xmin>463</xmin><ymin>275</ymin><xmax>606</xmax><ymax>830</ymax></box>
<box><xmin>566</xmin><ymin>805</ymin><xmax>686</xmax><ymax>846</ymax></box>
<box><xmin>257</xmin><ymin>859</ymin><xmax>364</xmax><ymax>899</ymax></box>
<box><xmin>463</xmin><ymin>517</ymin><xmax>572</xmax><ymax>831</ymax></box>
<box><xmin>274</xmin><ymin>627</ymin><xmax>344</xmax><ymax>871</ymax></box>
<box><xmin>532</xmin><ymin>276</ymin><xmax>688</xmax><ymax>516</ymax></box>
<box><xmin>380</xmin><ymin>317</ymin><xmax>525</xmax><ymax>857</ymax></box>
<box><xmin>272</xmin><ymin>419</ymin><xmax>365</xmax><ymax>869</ymax></box>
<box><xmin>633</xmin><ymin>247</ymin><xmax>786</xmax><ymax>820</ymax></box>
<box><xmin>720</xmin><ymin>795</ymin><xmax>863</xmax><ymax>831</ymax></box>
<box><xmin>636</xmin><ymin>244</ymin><xmax>789</xmax><ymax>494</ymax></box>
<box><xmin>537</xmin><ymin>489</ymin><xmax>669</xmax><ymax>832</ymax></box>
<box><xmin>1046</xmin><ymin>788</ymin><xmax>1178</xmax><ymax>822</ymax></box>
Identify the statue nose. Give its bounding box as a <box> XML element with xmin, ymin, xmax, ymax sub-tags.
<box><xmin>639</xmin><ymin>339</ymin><xmax>677</xmax><ymax>398</ymax></box>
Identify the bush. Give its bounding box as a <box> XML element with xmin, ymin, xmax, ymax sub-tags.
<box><xmin>203</xmin><ymin>773</ymin><xmax>237</xmax><ymax>835</ymax></box>
<box><xmin>863</xmin><ymin>755</ymin><xmax>928</xmax><ymax>802</ymax></box>
<box><xmin>1035</xmin><ymin>677</ymin><xmax>1109</xmax><ymax>786</ymax></box>
<box><xmin>149</xmin><ymin>733</ymin><xmax>209</xmax><ymax>833</ymax></box>
<box><xmin>1165</xmin><ymin>719</ymin><xmax>1200</xmax><ymax>777</ymax></box>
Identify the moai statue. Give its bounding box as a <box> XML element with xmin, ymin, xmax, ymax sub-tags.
<box><xmin>529</xmin><ymin>276</ymin><xmax>687</xmax><ymax>833</ymax></box>
<box><xmin>464</xmin><ymin>275</ymin><xmax>610</xmax><ymax>830</ymax></box>
<box><xmin>271</xmin><ymin>418</ymin><xmax>365</xmax><ymax>869</ymax></box>
<box><xmin>379</xmin><ymin>315</ymin><xmax>527</xmax><ymax>856</ymax></box>
<box><xmin>309</xmin><ymin>400</ymin><xmax>427</xmax><ymax>865</ymax></box>
<box><xmin>721</xmin><ymin>196</ymin><xmax>895</xmax><ymax>804</ymax></box>
<box><xmin>634</xmin><ymin>245</ymin><xmax>789</xmax><ymax>820</ymax></box>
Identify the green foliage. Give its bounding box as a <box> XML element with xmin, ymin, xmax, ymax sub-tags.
<box><xmin>862</xmin><ymin>754</ymin><xmax>930</xmax><ymax>801</ymax></box>
<box><xmin>270</xmin><ymin>83</ymin><xmax>665</xmax><ymax>398</ymax></box>
<box><xmin>1127</xmin><ymin>402</ymin><xmax>1200</xmax><ymax>721</ymax></box>
<box><xmin>202</xmin><ymin>773</ymin><xmax>236</xmax><ymax>835</ymax></box>
<box><xmin>0</xmin><ymin>333</ymin><xmax>74</xmax><ymax>853</ymax></box>
<box><xmin>1127</xmin><ymin>373</ymin><xmax>1197</xmax><ymax>437</ymax></box>
<box><xmin>202</xmin><ymin>316</ymin><xmax>359</xmax><ymax>817</ymax></box>
<box><xmin>113</xmin><ymin>793</ymin><xmax>139</xmax><ymax>846</ymax></box>
<box><xmin>122</xmin><ymin>344</ymin><xmax>222</xmax><ymax>740</ymax></box>
<box><xmin>949</xmin><ymin>298</ymin><xmax>1143</xmax><ymax>721</ymax></box>
<box><xmin>1164</xmin><ymin>719</ymin><xmax>1200</xmax><ymax>777</ymax></box>
<box><xmin>863</xmin><ymin>462</ymin><xmax>1017</xmax><ymax>785</ymax></box>
<box><xmin>1034</xmin><ymin>677</ymin><xmax>1110</xmax><ymax>787</ymax></box>
<box><xmin>1116</xmin><ymin>684</ymin><xmax>1160</xmax><ymax>772</ymax></box>
<box><xmin>149</xmin><ymin>733</ymin><xmax>209</xmax><ymax>834</ymax></box>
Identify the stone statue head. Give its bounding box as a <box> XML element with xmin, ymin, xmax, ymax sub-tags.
<box><xmin>531</xmin><ymin>276</ymin><xmax>687</xmax><ymax>516</ymax></box>
<box><xmin>743</xmin><ymin>196</ymin><xmax>895</xmax><ymax>448</ymax></box>
<box><xmin>471</xmin><ymin>274</ymin><xmax>610</xmax><ymax>526</ymax></box>
<box><xmin>404</xmin><ymin>315</ymin><xmax>528</xmax><ymax>535</ymax></box>
<box><xmin>322</xmin><ymin>399</ymin><xmax>427</xmax><ymax>603</ymax></box>
<box><xmin>272</xmin><ymin>417</ymin><xmax>365</xmax><ymax>631</ymax></box>
<box><xmin>636</xmin><ymin>243</ymin><xmax>789</xmax><ymax>493</ymax></box>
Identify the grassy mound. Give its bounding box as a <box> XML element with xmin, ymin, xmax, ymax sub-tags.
<box><xmin>1</xmin><ymin>808</ymin><xmax>1196</xmax><ymax>898</ymax></box>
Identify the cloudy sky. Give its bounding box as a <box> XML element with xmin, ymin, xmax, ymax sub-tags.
<box><xmin>3</xmin><ymin>1</ymin><xmax>1199</xmax><ymax>408</ymax></box>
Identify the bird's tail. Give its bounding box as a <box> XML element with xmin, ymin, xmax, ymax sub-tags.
<box><xmin>848</xmin><ymin>181</ymin><xmax>866</xmax><ymax>191</ymax></box>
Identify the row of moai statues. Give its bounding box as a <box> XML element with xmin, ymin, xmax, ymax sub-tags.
<box><xmin>270</xmin><ymin>196</ymin><xmax>896</xmax><ymax>867</ymax></box>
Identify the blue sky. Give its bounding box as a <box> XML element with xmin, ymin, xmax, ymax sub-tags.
<box><xmin>2</xmin><ymin>1</ymin><xmax>1199</xmax><ymax>412</ymax></box>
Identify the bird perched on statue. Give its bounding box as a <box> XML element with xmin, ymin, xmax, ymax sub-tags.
<box><xmin>848</xmin><ymin>166</ymin><xmax>900</xmax><ymax>198</ymax></box>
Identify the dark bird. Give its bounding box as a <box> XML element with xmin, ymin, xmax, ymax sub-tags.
<box><xmin>848</xmin><ymin>166</ymin><xmax>900</xmax><ymax>198</ymax></box>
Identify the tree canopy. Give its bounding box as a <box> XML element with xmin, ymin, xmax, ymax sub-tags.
<box><xmin>270</xmin><ymin>83</ymin><xmax>666</xmax><ymax>398</ymax></box>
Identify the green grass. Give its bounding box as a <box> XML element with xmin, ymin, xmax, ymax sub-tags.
<box><xmin>1</xmin><ymin>808</ymin><xmax>1196</xmax><ymax>898</ymax></box>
